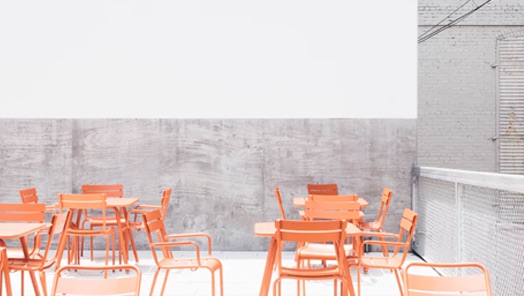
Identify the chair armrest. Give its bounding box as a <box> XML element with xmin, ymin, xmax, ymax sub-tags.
<box><xmin>135</xmin><ymin>205</ymin><xmax>161</xmax><ymax>209</ymax></box>
<box><xmin>360</xmin><ymin>231</ymin><xmax>399</xmax><ymax>239</ymax></box>
<box><xmin>165</xmin><ymin>233</ymin><xmax>213</xmax><ymax>256</ymax></box>
<box><xmin>127</xmin><ymin>206</ymin><xmax>161</xmax><ymax>222</ymax></box>
<box><xmin>151</xmin><ymin>241</ymin><xmax>202</xmax><ymax>265</ymax></box>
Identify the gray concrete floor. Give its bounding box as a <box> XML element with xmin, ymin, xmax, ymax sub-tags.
<box><xmin>3</xmin><ymin>250</ymin><xmax>428</xmax><ymax>296</ymax></box>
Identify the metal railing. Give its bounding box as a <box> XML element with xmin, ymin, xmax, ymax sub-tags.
<box><xmin>412</xmin><ymin>166</ymin><xmax>524</xmax><ymax>296</ymax></box>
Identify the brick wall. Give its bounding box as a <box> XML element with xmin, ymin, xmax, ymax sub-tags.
<box><xmin>418</xmin><ymin>0</ymin><xmax>524</xmax><ymax>172</ymax></box>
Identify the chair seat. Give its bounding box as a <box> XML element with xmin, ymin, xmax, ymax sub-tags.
<box><xmin>86</xmin><ymin>216</ymin><xmax>126</xmax><ymax>226</ymax></box>
<box><xmin>7</xmin><ymin>258</ymin><xmax>54</xmax><ymax>271</ymax></box>
<box><xmin>67</xmin><ymin>228</ymin><xmax>114</xmax><ymax>236</ymax></box>
<box><xmin>359</xmin><ymin>221</ymin><xmax>381</xmax><ymax>230</ymax></box>
<box><xmin>158</xmin><ymin>257</ymin><xmax>222</xmax><ymax>271</ymax></box>
<box><xmin>281</xmin><ymin>265</ymin><xmax>342</xmax><ymax>278</ymax></box>
<box><xmin>297</xmin><ymin>243</ymin><xmax>356</xmax><ymax>260</ymax></box>
<box><xmin>360</xmin><ymin>255</ymin><xmax>403</xmax><ymax>268</ymax></box>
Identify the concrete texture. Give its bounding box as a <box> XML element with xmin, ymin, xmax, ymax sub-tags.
<box><xmin>0</xmin><ymin>118</ymin><xmax>416</xmax><ymax>251</ymax></box>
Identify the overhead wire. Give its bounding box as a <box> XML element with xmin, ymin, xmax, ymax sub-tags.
<box><xmin>418</xmin><ymin>0</ymin><xmax>473</xmax><ymax>41</ymax></box>
<box><xmin>418</xmin><ymin>0</ymin><xmax>494</xmax><ymax>44</ymax></box>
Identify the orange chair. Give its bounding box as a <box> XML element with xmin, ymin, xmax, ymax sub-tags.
<box><xmin>7</xmin><ymin>211</ymin><xmax>71</xmax><ymax>296</ymax></box>
<box><xmin>273</xmin><ymin>219</ymin><xmax>352</xmax><ymax>296</ymax></box>
<box><xmin>349</xmin><ymin>208</ymin><xmax>418</xmax><ymax>296</ymax></box>
<box><xmin>307</xmin><ymin>183</ymin><xmax>339</xmax><ymax>196</ymax></box>
<box><xmin>58</xmin><ymin>193</ymin><xmax>116</xmax><ymax>266</ymax></box>
<box><xmin>51</xmin><ymin>264</ymin><xmax>141</xmax><ymax>296</ymax></box>
<box><xmin>295</xmin><ymin>200</ymin><xmax>362</xmax><ymax>282</ymax></box>
<box><xmin>274</xmin><ymin>187</ymin><xmax>286</xmax><ymax>220</ymax></box>
<box><xmin>80</xmin><ymin>184</ymin><xmax>124</xmax><ymax>261</ymax></box>
<box><xmin>126</xmin><ymin>187</ymin><xmax>172</xmax><ymax>262</ymax></box>
<box><xmin>142</xmin><ymin>209</ymin><xmax>223</xmax><ymax>296</ymax></box>
<box><xmin>358</xmin><ymin>188</ymin><xmax>392</xmax><ymax>232</ymax></box>
<box><xmin>0</xmin><ymin>247</ymin><xmax>13</xmax><ymax>296</ymax></box>
<box><xmin>0</xmin><ymin>203</ymin><xmax>47</xmax><ymax>259</ymax></box>
<box><xmin>358</xmin><ymin>188</ymin><xmax>392</xmax><ymax>258</ymax></box>
<box><xmin>19</xmin><ymin>188</ymin><xmax>58</xmax><ymax>213</ymax></box>
<box><xmin>404</xmin><ymin>262</ymin><xmax>492</xmax><ymax>296</ymax></box>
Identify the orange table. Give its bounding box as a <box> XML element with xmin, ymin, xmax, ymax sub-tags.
<box><xmin>254</xmin><ymin>221</ymin><xmax>361</xmax><ymax>296</ymax></box>
<box><xmin>106</xmin><ymin>197</ymin><xmax>139</xmax><ymax>264</ymax></box>
<box><xmin>293</xmin><ymin>197</ymin><xmax>369</xmax><ymax>208</ymax></box>
<box><xmin>0</xmin><ymin>222</ymin><xmax>47</xmax><ymax>296</ymax></box>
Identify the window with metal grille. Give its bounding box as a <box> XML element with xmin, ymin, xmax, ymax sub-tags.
<box><xmin>498</xmin><ymin>33</ymin><xmax>524</xmax><ymax>174</ymax></box>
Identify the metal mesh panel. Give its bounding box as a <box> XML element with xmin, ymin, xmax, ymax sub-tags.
<box><xmin>413</xmin><ymin>177</ymin><xmax>457</xmax><ymax>267</ymax></box>
<box><xmin>415</xmin><ymin>172</ymin><xmax>524</xmax><ymax>296</ymax></box>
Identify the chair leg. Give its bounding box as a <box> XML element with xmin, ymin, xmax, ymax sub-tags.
<box><xmin>90</xmin><ymin>226</ymin><xmax>94</xmax><ymax>262</ymax></box>
<box><xmin>219</xmin><ymin>265</ymin><xmax>224</xmax><ymax>296</ymax></box>
<box><xmin>160</xmin><ymin>270</ymin><xmax>170</xmax><ymax>296</ymax></box>
<box><xmin>29</xmin><ymin>271</ymin><xmax>40</xmax><ymax>296</ymax></box>
<box><xmin>39</xmin><ymin>271</ymin><xmax>47</xmax><ymax>296</ymax></box>
<box><xmin>149</xmin><ymin>268</ymin><xmax>161</xmax><ymax>296</ymax></box>
<box><xmin>272</xmin><ymin>278</ymin><xmax>282</xmax><ymax>296</ymax></box>
<box><xmin>357</xmin><ymin>265</ymin><xmax>361</xmax><ymax>296</ymax></box>
<box><xmin>209</xmin><ymin>268</ymin><xmax>216</xmax><ymax>296</ymax></box>
<box><xmin>127</xmin><ymin>229</ymin><xmax>139</xmax><ymax>263</ymax></box>
<box><xmin>393</xmin><ymin>269</ymin><xmax>404</xmax><ymax>296</ymax></box>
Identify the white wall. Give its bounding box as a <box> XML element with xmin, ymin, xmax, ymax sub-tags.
<box><xmin>0</xmin><ymin>0</ymin><xmax>417</xmax><ymax>118</ymax></box>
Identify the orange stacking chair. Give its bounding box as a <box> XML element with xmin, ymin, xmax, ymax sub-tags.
<box><xmin>19</xmin><ymin>187</ymin><xmax>58</xmax><ymax>213</ymax></box>
<box><xmin>126</xmin><ymin>187</ymin><xmax>172</xmax><ymax>262</ymax></box>
<box><xmin>51</xmin><ymin>264</ymin><xmax>141</xmax><ymax>296</ymax></box>
<box><xmin>7</xmin><ymin>211</ymin><xmax>71</xmax><ymax>296</ymax></box>
<box><xmin>307</xmin><ymin>183</ymin><xmax>339</xmax><ymax>196</ymax></box>
<box><xmin>274</xmin><ymin>187</ymin><xmax>286</xmax><ymax>220</ymax></box>
<box><xmin>295</xmin><ymin>199</ymin><xmax>362</xmax><ymax>293</ymax></box>
<box><xmin>80</xmin><ymin>184</ymin><xmax>124</xmax><ymax>261</ymax></box>
<box><xmin>272</xmin><ymin>219</ymin><xmax>352</xmax><ymax>296</ymax></box>
<box><xmin>404</xmin><ymin>262</ymin><xmax>492</xmax><ymax>296</ymax></box>
<box><xmin>358</xmin><ymin>188</ymin><xmax>393</xmax><ymax>259</ymax></box>
<box><xmin>349</xmin><ymin>208</ymin><xmax>418</xmax><ymax>296</ymax></box>
<box><xmin>58</xmin><ymin>193</ymin><xmax>116</xmax><ymax>266</ymax></box>
<box><xmin>358</xmin><ymin>188</ymin><xmax>392</xmax><ymax>232</ymax></box>
<box><xmin>142</xmin><ymin>209</ymin><xmax>223</xmax><ymax>296</ymax></box>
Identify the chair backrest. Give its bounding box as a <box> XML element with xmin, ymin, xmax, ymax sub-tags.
<box><xmin>374</xmin><ymin>187</ymin><xmax>393</xmax><ymax>227</ymax></box>
<box><xmin>404</xmin><ymin>262</ymin><xmax>492</xmax><ymax>296</ymax></box>
<box><xmin>304</xmin><ymin>200</ymin><xmax>361</xmax><ymax>223</ymax></box>
<box><xmin>274</xmin><ymin>219</ymin><xmax>347</xmax><ymax>274</ymax></box>
<box><xmin>19</xmin><ymin>187</ymin><xmax>39</xmax><ymax>204</ymax></box>
<box><xmin>142</xmin><ymin>209</ymin><xmax>170</xmax><ymax>262</ymax></box>
<box><xmin>309</xmin><ymin>194</ymin><xmax>358</xmax><ymax>202</ymax></box>
<box><xmin>81</xmin><ymin>184</ymin><xmax>123</xmax><ymax>198</ymax></box>
<box><xmin>41</xmin><ymin>211</ymin><xmax>72</xmax><ymax>268</ymax></box>
<box><xmin>392</xmin><ymin>208</ymin><xmax>418</xmax><ymax>259</ymax></box>
<box><xmin>274</xmin><ymin>187</ymin><xmax>286</xmax><ymax>220</ymax></box>
<box><xmin>307</xmin><ymin>183</ymin><xmax>339</xmax><ymax>196</ymax></box>
<box><xmin>0</xmin><ymin>203</ymin><xmax>46</xmax><ymax>222</ymax></box>
<box><xmin>160</xmin><ymin>187</ymin><xmax>172</xmax><ymax>220</ymax></box>
<box><xmin>58</xmin><ymin>193</ymin><xmax>108</xmax><ymax>229</ymax></box>
<box><xmin>51</xmin><ymin>264</ymin><xmax>141</xmax><ymax>295</ymax></box>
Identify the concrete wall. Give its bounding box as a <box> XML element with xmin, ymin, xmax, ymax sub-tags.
<box><xmin>0</xmin><ymin>118</ymin><xmax>416</xmax><ymax>251</ymax></box>
<box><xmin>418</xmin><ymin>0</ymin><xmax>524</xmax><ymax>172</ymax></box>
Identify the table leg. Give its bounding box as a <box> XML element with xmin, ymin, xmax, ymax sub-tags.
<box><xmin>259</xmin><ymin>237</ymin><xmax>277</xmax><ymax>296</ymax></box>
<box><xmin>111</xmin><ymin>208</ymin><xmax>128</xmax><ymax>264</ymax></box>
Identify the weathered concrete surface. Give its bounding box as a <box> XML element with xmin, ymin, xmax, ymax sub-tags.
<box><xmin>0</xmin><ymin>118</ymin><xmax>416</xmax><ymax>251</ymax></box>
